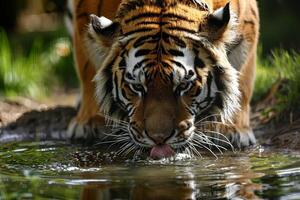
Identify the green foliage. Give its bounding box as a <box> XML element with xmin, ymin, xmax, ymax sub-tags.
<box><xmin>254</xmin><ymin>48</ymin><xmax>300</xmax><ymax>112</ymax></box>
<box><xmin>0</xmin><ymin>29</ymin><xmax>48</xmax><ymax>98</ymax></box>
<box><xmin>0</xmin><ymin>29</ymin><xmax>77</xmax><ymax>99</ymax></box>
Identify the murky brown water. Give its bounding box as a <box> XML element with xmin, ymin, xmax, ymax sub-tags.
<box><xmin>0</xmin><ymin>141</ymin><xmax>300</xmax><ymax>199</ymax></box>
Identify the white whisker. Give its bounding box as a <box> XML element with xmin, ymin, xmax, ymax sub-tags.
<box><xmin>196</xmin><ymin>120</ymin><xmax>232</xmax><ymax>127</ymax></box>
<box><xmin>116</xmin><ymin>142</ymin><xmax>134</xmax><ymax>156</ymax></box>
<box><xmin>195</xmin><ymin>113</ymin><xmax>221</xmax><ymax>125</ymax></box>
<box><xmin>190</xmin><ymin>141</ymin><xmax>218</xmax><ymax>159</ymax></box>
<box><xmin>194</xmin><ymin>132</ymin><xmax>227</xmax><ymax>153</ymax></box>
<box><xmin>187</xmin><ymin>142</ymin><xmax>202</xmax><ymax>158</ymax></box>
<box><xmin>199</xmin><ymin>131</ymin><xmax>233</xmax><ymax>150</ymax></box>
<box><xmin>201</xmin><ymin>129</ymin><xmax>233</xmax><ymax>150</ymax></box>
<box><xmin>124</xmin><ymin>144</ymin><xmax>137</xmax><ymax>157</ymax></box>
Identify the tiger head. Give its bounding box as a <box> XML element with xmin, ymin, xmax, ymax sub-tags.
<box><xmin>86</xmin><ymin>0</ymin><xmax>240</xmax><ymax>158</ymax></box>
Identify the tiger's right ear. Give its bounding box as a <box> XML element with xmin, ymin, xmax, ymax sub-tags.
<box><xmin>88</xmin><ymin>14</ymin><xmax>120</xmax><ymax>47</ymax></box>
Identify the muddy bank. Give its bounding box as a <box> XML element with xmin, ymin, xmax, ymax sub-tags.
<box><xmin>0</xmin><ymin>98</ymin><xmax>76</xmax><ymax>143</ymax></box>
<box><xmin>0</xmin><ymin>98</ymin><xmax>299</xmax><ymax>150</ymax></box>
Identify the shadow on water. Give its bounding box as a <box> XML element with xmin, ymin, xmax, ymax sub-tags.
<box><xmin>0</xmin><ymin>108</ymin><xmax>300</xmax><ymax>199</ymax></box>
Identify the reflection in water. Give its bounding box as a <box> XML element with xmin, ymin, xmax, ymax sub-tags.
<box><xmin>0</xmin><ymin>141</ymin><xmax>300</xmax><ymax>199</ymax></box>
<box><xmin>78</xmin><ymin>156</ymin><xmax>263</xmax><ymax>199</ymax></box>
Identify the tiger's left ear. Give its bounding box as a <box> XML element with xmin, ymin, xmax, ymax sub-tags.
<box><xmin>206</xmin><ymin>3</ymin><xmax>233</xmax><ymax>41</ymax></box>
<box><xmin>85</xmin><ymin>15</ymin><xmax>120</xmax><ymax>69</ymax></box>
<box><xmin>87</xmin><ymin>14</ymin><xmax>120</xmax><ymax>47</ymax></box>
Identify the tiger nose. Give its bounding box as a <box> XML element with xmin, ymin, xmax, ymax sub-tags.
<box><xmin>149</xmin><ymin>132</ymin><xmax>172</xmax><ymax>145</ymax></box>
<box><xmin>178</xmin><ymin>120</ymin><xmax>193</xmax><ymax>132</ymax></box>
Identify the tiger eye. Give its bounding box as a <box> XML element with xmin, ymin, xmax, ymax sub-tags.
<box><xmin>185</xmin><ymin>70</ymin><xmax>195</xmax><ymax>79</ymax></box>
<box><xmin>126</xmin><ymin>72</ymin><xmax>134</xmax><ymax>80</ymax></box>
<box><xmin>178</xmin><ymin>82</ymin><xmax>189</xmax><ymax>90</ymax></box>
<box><xmin>132</xmin><ymin>84</ymin><xmax>144</xmax><ymax>91</ymax></box>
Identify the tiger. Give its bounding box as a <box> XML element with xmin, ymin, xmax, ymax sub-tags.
<box><xmin>66</xmin><ymin>0</ymin><xmax>259</xmax><ymax>159</ymax></box>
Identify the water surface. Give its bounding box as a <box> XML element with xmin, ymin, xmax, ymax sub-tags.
<box><xmin>0</xmin><ymin>141</ymin><xmax>300</xmax><ymax>199</ymax></box>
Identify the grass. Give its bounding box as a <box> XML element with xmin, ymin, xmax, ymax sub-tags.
<box><xmin>254</xmin><ymin>48</ymin><xmax>300</xmax><ymax>114</ymax></box>
<box><xmin>0</xmin><ymin>28</ymin><xmax>77</xmax><ymax>99</ymax></box>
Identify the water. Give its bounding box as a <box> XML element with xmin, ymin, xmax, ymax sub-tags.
<box><xmin>0</xmin><ymin>141</ymin><xmax>300</xmax><ymax>200</ymax></box>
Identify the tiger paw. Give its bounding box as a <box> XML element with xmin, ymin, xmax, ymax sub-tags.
<box><xmin>229</xmin><ymin>129</ymin><xmax>256</xmax><ymax>149</ymax></box>
<box><xmin>67</xmin><ymin>115</ymin><xmax>107</xmax><ymax>142</ymax></box>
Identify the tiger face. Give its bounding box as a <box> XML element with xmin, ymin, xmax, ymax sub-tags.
<box><xmin>86</xmin><ymin>0</ymin><xmax>240</xmax><ymax>158</ymax></box>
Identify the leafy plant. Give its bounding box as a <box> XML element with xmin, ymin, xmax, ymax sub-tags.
<box><xmin>0</xmin><ymin>29</ymin><xmax>77</xmax><ymax>99</ymax></box>
<box><xmin>254</xmin><ymin>48</ymin><xmax>300</xmax><ymax>113</ymax></box>
<box><xmin>0</xmin><ymin>29</ymin><xmax>50</xmax><ymax>98</ymax></box>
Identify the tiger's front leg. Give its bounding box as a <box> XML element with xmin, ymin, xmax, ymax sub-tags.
<box><xmin>67</xmin><ymin>17</ymin><xmax>106</xmax><ymax>140</ymax></box>
<box><xmin>229</xmin><ymin>50</ymin><xmax>257</xmax><ymax>148</ymax></box>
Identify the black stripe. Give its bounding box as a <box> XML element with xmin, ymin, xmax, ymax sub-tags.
<box><xmin>185</xmin><ymin>105</ymin><xmax>195</xmax><ymax>116</ymax></box>
<box><xmin>194</xmin><ymin>56</ymin><xmax>205</xmax><ymax>68</ymax></box>
<box><xmin>162</xmin><ymin>32</ymin><xmax>186</xmax><ymax>48</ymax></box>
<box><xmin>127</xmin><ymin>85</ymin><xmax>140</xmax><ymax>96</ymax></box>
<box><xmin>133</xmin><ymin>36</ymin><xmax>151</xmax><ymax>48</ymax></box>
<box><xmin>137</xmin><ymin>21</ymin><xmax>168</xmax><ymax>26</ymax></box>
<box><xmin>214</xmin><ymin>92</ymin><xmax>224</xmax><ymax>110</ymax></box>
<box><xmin>168</xmin><ymin>49</ymin><xmax>184</xmax><ymax>57</ymax></box>
<box><xmin>121</xmin><ymin>88</ymin><xmax>131</xmax><ymax>101</ymax></box>
<box><xmin>114</xmin><ymin>72</ymin><xmax>120</xmax><ymax>101</ymax></box>
<box><xmin>161</xmin><ymin>61</ymin><xmax>171</xmax><ymax>68</ymax></box>
<box><xmin>133</xmin><ymin>59</ymin><xmax>150</xmax><ymax>72</ymax></box>
<box><xmin>144</xmin><ymin>62</ymin><xmax>156</xmax><ymax>69</ymax></box>
<box><xmin>125</xmin><ymin>72</ymin><xmax>135</xmax><ymax>80</ymax></box>
<box><xmin>133</xmin><ymin>33</ymin><xmax>160</xmax><ymax>47</ymax></box>
<box><xmin>108</xmin><ymin>101</ymin><xmax>120</xmax><ymax>115</ymax></box>
<box><xmin>102</xmin><ymin>56</ymin><xmax>117</xmax><ymax>102</ymax></box>
<box><xmin>200</xmin><ymin>73</ymin><xmax>214</xmax><ymax>104</ymax></box>
<box><xmin>167</xmin><ymin>26</ymin><xmax>197</xmax><ymax>34</ymax></box>
<box><xmin>117</xmin><ymin>1</ymin><xmax>145</xmax><ymax>18</ymax></box>
<box><xmin>124</xmin><ymin>28</ymin><xmax>154</xmax><ymax>36</ymax></box>
<box><xmin>135</xmin><ymin>49</ymin><xmax>152</xmax><ymax>57</ymax></box>
<box><xmin>119</xmin><ymin>57</ymin><xmax>126</xmax><ymax>68</ymax></box>
<box><xmin>127</xmin><ymin>107</ymin><xmax>135</xmax><ymax>117</ymax></box>
<box><xmin>170</xmin><ymin>60</ymin><xmax>187</xmax><ymax>74</ymax></box>
<box><xmin>125</xmin><ymin>13</ymin><xmax>161</xmax><ymax>24</ymax></box>
<box><xmin>155</xmin><ymin>0</ymin><xmax>166</xmax><ymax>7</ymax></box>
<box><xmin>130</xmin><ymin>126</ymin><xmax>141</xmax><ymax>137</ymax></box>
<box><xmin>160</xmin><ymin>45</ymin><xmax>168</xmax><ymax>55</ymax></box>
<box><xmin>120</xmin><ymin>37</ymin><xmax>136</xmax><ymax>49</ymax></box>
<box><xmin>213</xmin><ymin>66</ymin><xmax>225</xmax><ymax>91</ymax></box>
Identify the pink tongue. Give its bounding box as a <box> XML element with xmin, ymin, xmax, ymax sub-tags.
<box><xmin>150</xmin><ymin>144</ymin><xmax>175</xmax><ymax>160</ymax></box>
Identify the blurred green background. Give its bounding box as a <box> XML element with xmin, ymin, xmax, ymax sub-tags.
<box><xmin>0</xmin><ymin>0</ymin><xmax>299</xmax><ymax>113</ymax></box>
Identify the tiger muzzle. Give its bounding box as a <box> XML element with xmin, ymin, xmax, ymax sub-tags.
<box><xmin>145</xmin><ymin>116</ymin><xmax>174</xmax><ymax>145</ymax></box>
